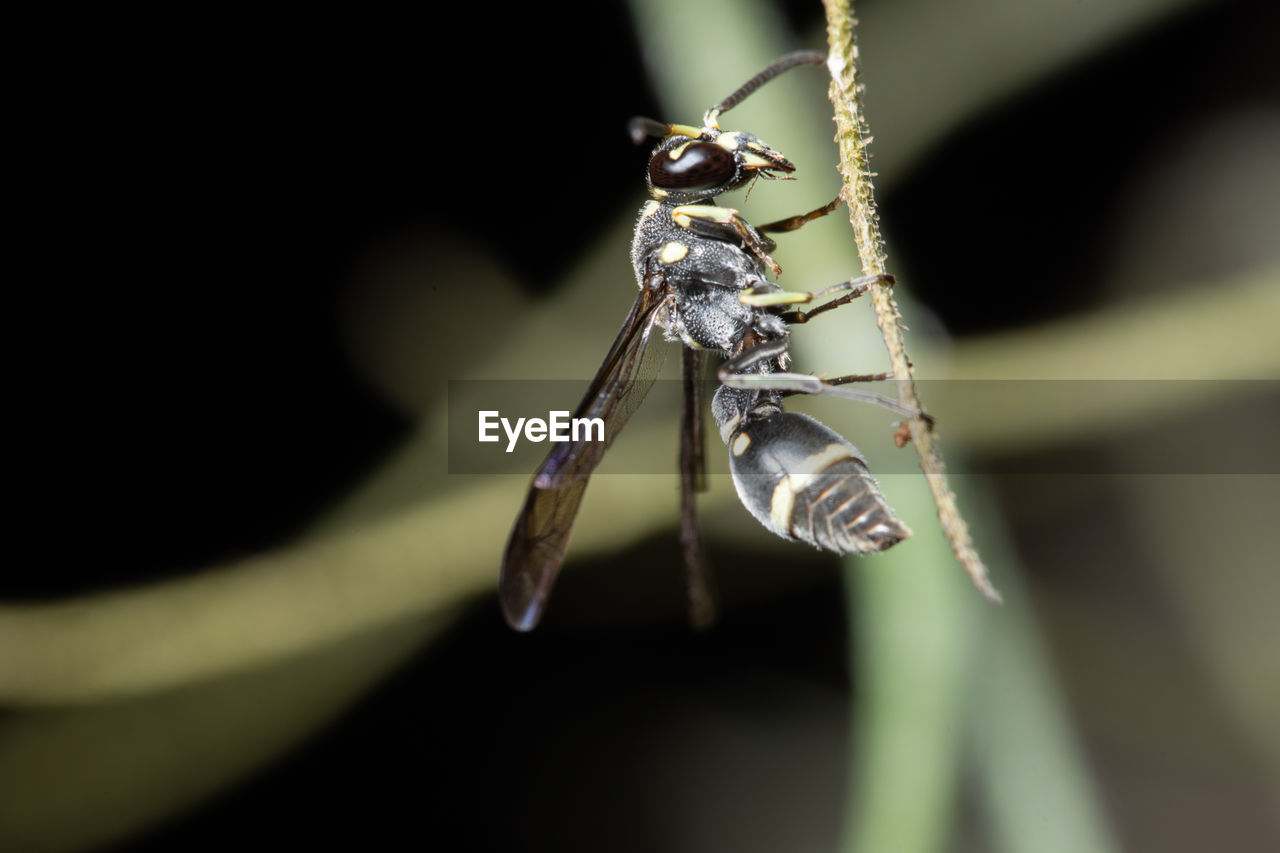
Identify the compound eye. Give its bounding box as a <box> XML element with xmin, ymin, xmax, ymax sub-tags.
<box><xmin>648</xmin><ymin>141</ymin><xmax>736</xmax><ymax>190</ymax></box>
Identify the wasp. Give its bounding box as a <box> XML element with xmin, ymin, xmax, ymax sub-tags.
<box><xmin>500</xmin><ymin>51</ymin><xmax>921</xmax><ymax>631</ymax></box>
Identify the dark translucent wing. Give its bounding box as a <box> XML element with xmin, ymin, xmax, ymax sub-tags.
<box><xmin>500</xmin><ymin>286</ymin><xmax>670</xmax><ymax>630</ymax></box>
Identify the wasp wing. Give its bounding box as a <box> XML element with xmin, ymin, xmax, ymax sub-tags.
<box><xmin>500</xmin><ymin>285</ymin><xmax>670</xmax><ymax>630</ymax></box>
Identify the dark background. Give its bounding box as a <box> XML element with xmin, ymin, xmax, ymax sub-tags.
<box><xmin>8</xmin><ymin>2</ymin><xmax>1277</xmax><ymax>851</ymax></box>
<box><xmin>20</xmin><ymin>2</ymin><xmax>1276</xmax><ymax>597</ymax></box>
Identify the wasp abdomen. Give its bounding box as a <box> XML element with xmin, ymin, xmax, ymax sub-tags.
<box><xmin>726</xmin><ymin>411</ymin><xmax>910</xmax><ymax>554</ymax></box>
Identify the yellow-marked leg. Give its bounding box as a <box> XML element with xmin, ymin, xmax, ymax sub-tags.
<box><xmin>672</xmin><ymin>204</ymin><xmax>782</xmax><ymax>276</ymax></box>
<box><xmin>739</xmin><ymin>286</ymin><xmax>817</xmax><ymax>307</ymax></box>
<box><xmin>740</xmin><ymin>273</ymin><xmax>894</xmax><ymax>312</ymax></box>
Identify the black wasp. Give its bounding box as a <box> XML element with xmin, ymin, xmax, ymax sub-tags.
<box><xmin>500</xmin><ymin>51</ymin><xmax>921</xmax><ymax>631</ymax></box>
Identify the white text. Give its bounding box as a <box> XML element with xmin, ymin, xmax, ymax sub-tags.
<box><xmin>478</xmin><ymin>410</ymin><xmax>605</xmax><ymax>453</ymax></box>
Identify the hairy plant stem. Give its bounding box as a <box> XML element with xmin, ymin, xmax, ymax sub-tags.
<box><xmin>823</xmin><ymin>0</ymin><xmax>1001</xmax><ymax>602</ymax></box>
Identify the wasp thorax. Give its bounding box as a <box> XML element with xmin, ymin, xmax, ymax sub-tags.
<box><xmin>648</xmin><ymin>140</ymin><xmax>736</xmax><ymax>191</ymax></box>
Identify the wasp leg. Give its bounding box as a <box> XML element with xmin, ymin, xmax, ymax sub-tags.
<box><xmin>720</xmin><ymin>336</ymin><xmax>790</xmax><ymax>373</ymax></box>
<box><xmin>680</xmin><ymin>346</ymin><xmax>716</xmax><ymax>629</ymax></box>
<box><xmin>722</xmin><ymin>371</ymin><xmax>923</xmax><ymax>421</ymax></box>
<box><xmin>717</xmin><ymin>341</ymin><xmax>928</xmax><ymax>424</ymax></box>
<box><xmin>756</xmin><ymin>193</ymin><xmax>844</xmax><ymax>234</ymax></box>
<box><xmin>779</xmin><ymin>274</ymin><xmax>895</xmax><ymax>323</ymax></box>
<box><xmin>821</xmin><ymin>371</ymin><xmax>894</xmax><ymax>385</ymax></box>
<box><xmin>741</xmin><ymin>273</ymin><xmax>893</xmax><ymax>311</ymax></box>
<box><xmin>671</xmin><ymin>203</ymin><xmax>782</xmax><ymax>275</ymax></box>
<box><xmin>720</xmin><ymin>337</ymin><xmax>882</xmax><ymax>384</ymax></box>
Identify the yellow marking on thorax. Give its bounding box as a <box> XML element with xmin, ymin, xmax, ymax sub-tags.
<box><xmin>659</xmin><ymin>241</ymin><xmax>689</xmax><ymax>264</ymax></box>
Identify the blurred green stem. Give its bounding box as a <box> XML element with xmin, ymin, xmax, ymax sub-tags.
<box><xmin>823</xmin><ymin>2</ymin><xmax>1116</xmax><ymax>852</ymax></box>
<box><xmin>821</xmin><ymin>3</ymin><xmax>976</xmax><ymax>850</ymax></box>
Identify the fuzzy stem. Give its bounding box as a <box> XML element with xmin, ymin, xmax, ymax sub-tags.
<box><xmin>823</xmin><ymin>0</ymin><xmax>1001</xmax><ymax>603</ymax></box>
